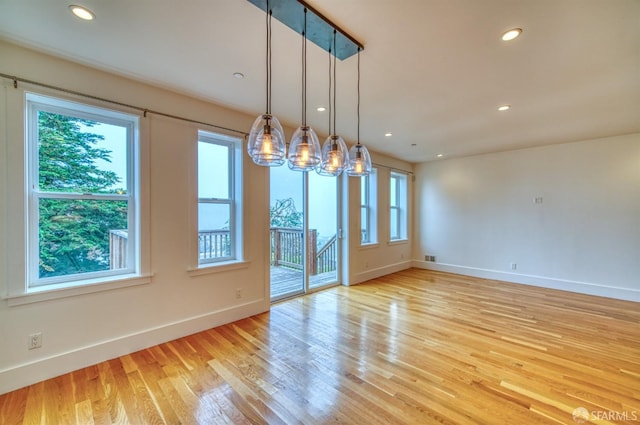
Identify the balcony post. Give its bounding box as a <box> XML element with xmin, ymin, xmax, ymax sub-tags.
<box><xmin>307</xmin><ymin>229</ymin><xmax>317</xmax><ymax>276</ymax></box>
<box><xmin>272</xmin><ymin>228</ymin><xmax>281</xmax><ymax>266</ymax></box>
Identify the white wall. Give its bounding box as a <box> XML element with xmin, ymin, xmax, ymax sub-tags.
<box><xmin>0</xmin><ymin>41</ymin><xmax>272</xmax><ymax>394</ymax></box>
<box><xmin>413</xmin><ymin>133</ymin><xmax>640</xmax><ymax>301</ymax></box>
<box><xmin>343</xmin><ymin>155</ymin><xmax>414</xmax><ymax>285</ymax></box>
<box><xmin>0</xmin><ymin>41</ymin><xmax>414</xmax><ymax>394</ymax></box>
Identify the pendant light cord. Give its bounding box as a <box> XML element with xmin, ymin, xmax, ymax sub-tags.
<box><xmin>333</xmin><ymin>29</ymin><xmax>337</xmax><ymax>137</ymax></box>
<box><xmin>357</xmin><ymin>47</ymin><xmax>361</xmax><ymax>146</ymax></box>
<box><xmin>265</xmin><ymin>0</ymin><xmax>270</xmax><ymax>114</ymax></box>
<box><xmin>328</xmin><ymin>45</ymin><xmax>332</xmax><ymax>135</ymax></box>
<box><xmin>301</xmin><ymin>8</ymin><xmax>308</xmax><ymax>126</ymax></box>
<box><xmin>268</xmin><ymin>9</ymin><xmax>273</xmax><ymax>114</ymax></box>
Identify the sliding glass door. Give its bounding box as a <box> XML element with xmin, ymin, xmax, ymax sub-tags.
<box><xmin>270</xmin><ymin>169</ymin><xmax>339</xmax><ymax>301</ymax></box>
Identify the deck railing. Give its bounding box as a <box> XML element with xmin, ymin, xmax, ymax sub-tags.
<box><xmin>270</xmin><ymin>227</ymin><xmax>305</xmax><ymax>270</ymax></box>
<box><xmin>315</xmin><ymin>234</ymin><xmax>337</xmax><ymax>274</ymax></box>
<box><xmin>110</xmin><ymin>227</ymin><xmax>337</xmax><ymax>274</ymax></box>
<box><xmin>109</xmin><ymin>230</ymin><xmax>128</xmax><ymax>269</ymax></box>
<box><xmin>270</xmin><ymin>227</ymin><xmax>337</xmax><ymax>276</ymax></box>
<box><xmin>199</xmin><ymin>229</ymin><xmax>231</xmax><ymax>260</ymax></box>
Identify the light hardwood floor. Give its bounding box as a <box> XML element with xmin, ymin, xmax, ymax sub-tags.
<box><xmin>1</xmin><ymin>269</ymin><xmax>639</xmax><ymax>424</ymax></box>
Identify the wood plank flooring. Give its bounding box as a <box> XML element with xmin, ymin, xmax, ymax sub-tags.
<box><xmin>1</xmin><ymin>269</ymin><xmax>639</xmax><ymax>424</ymax></box>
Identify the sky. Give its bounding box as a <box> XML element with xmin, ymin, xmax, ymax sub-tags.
<box><xmin>83</xmin><ymin>122</ymin><xmax>127</xmax><ymax>190</ymax></box>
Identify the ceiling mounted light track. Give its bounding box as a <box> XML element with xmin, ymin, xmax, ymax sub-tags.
<box><xmin>247</xmin><ymin>0</ymin><xmax>363</xmax><ymax>59</ymax></box>
<box><xmin>246</xmin><ymin>0</ymin><xmax>371</xmax><ymax>177</ymax></box>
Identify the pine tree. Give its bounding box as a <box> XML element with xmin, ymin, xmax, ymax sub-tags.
<box><xmin>37</xmin><ymin>111</ymin><xmax>128</xmax><ymax>278</ymax></box>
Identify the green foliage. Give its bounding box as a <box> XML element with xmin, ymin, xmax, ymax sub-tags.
<box><xmin>37</xmin><ymin>111</ymin><xmax>128</xmax><ymax>278</ymax></box>
<box><xmin>38</xmin><ymin>112</ymin><xmax>119</xmax><ymax>192</ymax></box>
<box><xmin>39</xmin><ymin>199</ymin><xmax>127</xmax><ymax>276</ymax></box>
<box><xmin>270</xmin><ymin>198</ymin><xmax>303</xmax><ymax>229</ymax></box>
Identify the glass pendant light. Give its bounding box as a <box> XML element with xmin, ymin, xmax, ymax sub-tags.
<box><xmin>318</xmin><ymin>135</ymin><xmax>348</xmax><ymax>176</ymax></box>
<box><xmin>288</xmin><ymin>8</ymin><xmax>321</xmax><ymax>171</ymax></box>
<box><xmin>317</xmin><ymin>30</ymin><xmax>348</xmax><ymax>176</ymax></box>
<box><xmin>346</xmin><ymin>143</ymin><xmax>371</xmax><ymax>176</ymax></box>
<box><xmin>247</xmin><ymin>1</ymin><xmax>286</xmax><ymax>166</ymax></box>
<box><xmin>346</xmin><ymin>48</ymin><xmax>372</xmax><ymax>176</ymax></box>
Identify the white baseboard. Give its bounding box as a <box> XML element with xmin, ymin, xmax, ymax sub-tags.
<box><xmin>0</xmin><ymin>299</ymin><xmax>268</xmax><ymax>395</ymax></box>
<box><xmin>349</xmin><ymin>260</ymin><xmax>412</xmax><ymax>286</ymax></box>
<box><xmin>412</xmin><ymin>260</ymin><xmax>640</xmax><ymax>302</ymax></box>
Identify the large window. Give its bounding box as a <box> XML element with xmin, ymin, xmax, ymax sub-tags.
<box><xmin>26</xmin><ymin>93</ymin><xmax>139</xmax><ymax>289</ymax></box>
<box><xmin>389</xmin><ymin>171</ymin><xmax>408</xmax><ymax>241</ymax></box>
<box><xmin>197</xmin><ymin>131</ymin><xmax>242</xmax><ymax>264</ymax></box>
<box><xmin>360</xmin><ymin>168</ymin><xmax>377</xmax><ymax>244</ymax></box>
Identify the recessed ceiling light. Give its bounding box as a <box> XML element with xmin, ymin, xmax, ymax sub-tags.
<box><xmin>436</xmin><ymin>153</ymin><xmax>444</xmax><ymax>158</ymax></box>
<box><xmin>501</xmin><ymin>28</ymin><xmax>522</xmax><ymax>41</ymax></box>
<box><xmin>316</xmin><ymin>106</ymin><xmax>326</xmax><ymax>112</ymax></box>
<box><xmin>498</xmin><ymin>104</ymin><xmax>511</xmax><ymax>111</ymax></box>
<box><xmin>232</xmin><ymin>72</ymin><xmax>244</xmax><ymax>79</ymax></box>
<box><xmin>384</xmin><ymin>132</ymin><xmax>392</xmax><ymax>137</ymax></box>
<box><xmin>69</xmin><ymin>5</ymin><xmax>95</xmax><ymax>21</ymax></box>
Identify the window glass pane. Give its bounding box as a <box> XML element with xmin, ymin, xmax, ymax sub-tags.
<box><xmin>37</xmin><ymin>198</ymin><xmax>128</xmax><ymax>281</ymax></box>
<box><xmin>361</xmin><ymin>206</ymin><xmax>368</xmax><ymax>242</ymax></box>
<box><xmin>390</xmin><ymin>207</ymin><xmax>399</xmax><ymax>239</ymax></box>
<box><xmin>367</xmin><ymin>169</ymin><xmax>378</xmax><ymax>244</ymax></box>
<box><xmin>198</xmin><ymin>202</ymin><xmax>231</xmax><ymax>261</ymax></box>
<box><xmin>198</xmin><ymin>202</ymin><xmax>231</xmax><ymax>231</ymax></box>
<box><xmin>198</xmin><ymin>141</ymin><xmax>229</xmax><ymax>199</ymax></box>
<box><xmin>38</xmin><ymin>111</ymin><xmax>128</xmax><ymax>194</ymax></box>
<box><xmin>361</xmin><ymin>176</ymin><xmax>367</xmax><ymax>204</ymax></box>
<box><xmin>390</xmin><ymin>176</ymin><xmax>398</xmax><ymax>207</ymax></box>
<box><xmin>308</xmin><ymin>172</ymin><xmax>338</xmax><ymax>287</ymax></box>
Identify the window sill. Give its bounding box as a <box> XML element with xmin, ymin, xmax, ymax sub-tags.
<box><xmin>359</xmin><ymin>242</ymin><xmax>380</xmax><ymax>250</ymax></box>
<box><xmin>387</xmin><ymin>239</ymin><xmax>409</xmax><ymax>246</ymax></box>
<box><xmin>187</xmin><ymin>260</ymin><xmax>250</xmax><ymax>277</ymax></box>
<box><xmin>5</xmin><ymin>274</ymin><xmax>153</xmax><ymax>307</ymax></box>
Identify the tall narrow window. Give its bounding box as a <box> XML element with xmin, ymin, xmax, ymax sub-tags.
<box><xmin>26</xmin><ymin>93</ymin><xmax>139</xmax><ymax>289</ymax></box>
<box><xmin>197</xmin><ymin>132</ymin><xmax>241</xmax><ymax>264</ymax></box>
<box><xmin>360</xmin><ymin>168</ymin><xmax>377</xmax><ymax>244</ymax></box>
<box><xmin>389</xmin><ymin>171</ymin><xmax>407</xmax><ymax>241</ymax></box>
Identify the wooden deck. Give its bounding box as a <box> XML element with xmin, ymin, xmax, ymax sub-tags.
<box><xmin>271</xmin><ymin>266</ymin><xmax>337</xmax><ymax>300</ymax></box>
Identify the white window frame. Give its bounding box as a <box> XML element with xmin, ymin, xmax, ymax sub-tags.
<box><xmin>1</xmin><ymin>89</ymin><xmax>151</xmax><ymax>306</ymax></box>
<box><xmin>26</xmin><ymin>94</ymin><xmax>139</xmax><ymax>288</ymax></box>
<box><xmin>192</xmin><ymin>130</ymin><xmax>244</xmax><ymax>271</ymax></box>
<box><xmin>390</xmin><ymin>171</ymin><xmax>408</xmax><ymax>241</ymax></box>
<box><xmin>360</xmin><ymin>168</ymin><xmax>378</xmax><ymax>245</ymax></box>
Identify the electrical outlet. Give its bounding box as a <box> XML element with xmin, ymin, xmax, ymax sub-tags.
<box><xmin>424</xmin><ymin>255</ymin><xmax>436</xmax><ymax>262</ymax></box>
<box><xmin>28</xmin><ymin>332</ymin><xmax>42</xmax><ymax>350</ymax></box>
<box><xmin>235</xmin><ymin>288</ymin><xmax>243</xmax><ymax>299</ymax></box>
<box><xmin>510</xmin><ymin>262</ymin><xmax>517</xmax><ymax>270</ymax></box>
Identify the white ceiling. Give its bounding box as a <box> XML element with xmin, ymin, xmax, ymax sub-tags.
<box><xmin>1</xmin><ymin>0</ymin><xmax>638</xmax><ymax>163</ymax></box>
